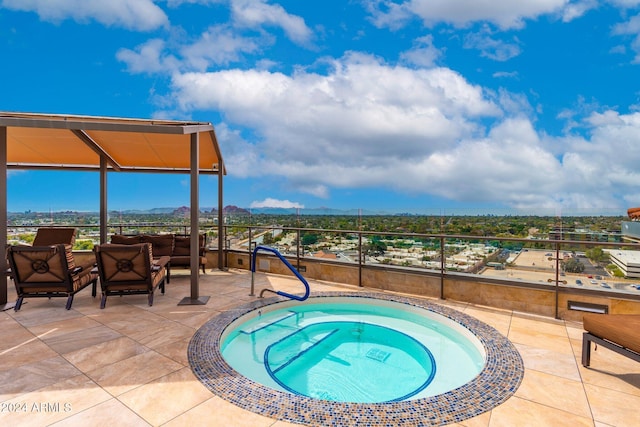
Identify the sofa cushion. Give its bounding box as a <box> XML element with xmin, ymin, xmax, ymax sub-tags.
<box><xmin>173</xmin><ymin>236</ymin><xmax>191</xmax><ymax>256</ymax></box>
<box><xmin>111</xmin><ymin>235</ymin><xmax>142</xmax><ymax>245</ymax></box>
<box><xmin>140</xmin><ymin>235</ymin><xmax>174</xmax><ymax>257</ymax></box>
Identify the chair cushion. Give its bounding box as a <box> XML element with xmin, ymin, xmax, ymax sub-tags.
<box><xmin>583</xmin><ymin>314</ymin><xmax>640</xmax><ymax>354</ymax></box>
<box><xmin>97</xmin><ymin>243</ymin><xmax>151</xmax><ymax>282</ymax></box>
<box><xmin>11</xmin><ymin>245</ymin><xmax>67</xmax><ymax>283</ymax></box>
<box><xmin>64</xmin><ymin>245</ymin><xmax>76</xmax><ymax>270</ymax></box>
<box><xmin>33</xmin><ymin>228</ymin><xmax>76</xmax><ymax>246</ymax></box>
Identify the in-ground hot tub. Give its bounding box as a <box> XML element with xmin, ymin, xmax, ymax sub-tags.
<box><xmin>189</xmin><ymin>292</ymin><xmax>523</xmax><ymax>426</ymax></box>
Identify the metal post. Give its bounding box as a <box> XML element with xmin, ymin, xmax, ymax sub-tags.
<box><xmin>179</xmin><ymin>132</ymin><xmax>209</xmax><ymax>305</ymax></box>
<box><xmin>440</xmin><ymin>236</ymin><xmax>445</xmax><ymax>299</ymax></box>
<box><xmin>217</xmin><ymin>158</ymin><xmax>224</xmax><ymax>271</ymax></box>
<box><xmin>547</xmin><ymin>242</ymin><xmax>566</xmax><ymax>320</ymax></box>
<box><xmin>0</xmin><ymin>126</ymin><xmax>13</xmax><ymax>310</ymax></box>
<box><xmin>358</xmin><ymin>231</ymin><xmax>363</xmax><ymax>287</ymax></box>
<box><xmin>100</xmin><ymin>157</ymin><xmax>107</xmax><ymax>244</ymax></box>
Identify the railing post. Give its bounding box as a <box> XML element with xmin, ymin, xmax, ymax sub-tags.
<box><xmin>440</xmin><ymin>236</ymin><xmax>445</xmax><ymax>299</ymax></box>
<box><xmin>358</xmin><ymin>231</ymin><xmax>363</xmax><ymax>287</ymax></box>
<box><xmin>248</xmin><ymin>226</ymin><xmax>253</xmax><ymax>271</ymax></box>
<box><xmin>546</xmin><ymin>242</ymin><xmax>566</xmax><ymax>320</ymax></box>
<box><xmin>296</xmin><ymin>229</ymin><xmax>301</xmax><ymax>270</ymax></box>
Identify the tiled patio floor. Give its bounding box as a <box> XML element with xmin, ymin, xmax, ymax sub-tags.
<box><xmin>1</xmin><ymin>269</ymin><xmax>639</xmax><ymax>426</ymax></box>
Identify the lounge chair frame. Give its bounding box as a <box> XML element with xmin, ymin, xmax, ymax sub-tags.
<box><xmin>582</xmin><ymin>332</ymin><xmax>640</xmax><ymax>367</ymax></box>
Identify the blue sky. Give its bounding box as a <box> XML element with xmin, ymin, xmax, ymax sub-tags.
<box><xmin>3</xmin><ymin>1</ymin><xmax>640</xmax><ymax>215</ymax></box>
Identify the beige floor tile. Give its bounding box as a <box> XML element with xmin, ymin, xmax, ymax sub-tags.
<box><xmin>0</xmin><ymin>316</ymin><xmax>37</xmax><ymax>350</ymax></box>
<box><xmin>0</xmin><ymin>374</ymin><xmax>112</xmax><ymax>427</ymax></box>
<box><xmin>87</xmin><ymin>350</ymin><xmax>183</xmax><ymax>396</ymax></box>
<box><xmin>40</xmin><ymin>325</ymin><xmax>123</xmax><ymax>355</ymax></box>
<box><xmin>8</xmin><ymin>303</ymin><xmax>85</xmax><ymax>328</ymax></box>
<box><xmin>515</xmin><ymin>369</ymin><xmax>591</xmax><ymax>418</ymax></box>
<box><xmin>463</xmin><ymin>306</ymin><xmax>512</xmax><ymax>336</ymax></box>
<box><xmin>489</xmin><ymin>396</ymin><xmax>593</xmax><ymax>427</ymax></box>
<box><xmin>459</xmin><ymin>409</ymin><xmax>491</xmax><ymax>427</ymax></box>
<box><xmin>510</xmin><ymin>313</ymin><xmax>568</xmax><ymax>338</ymax></box>
<box><xmin>0</xmin><ymin>337</ymin><xmax>59</xmax><ymax>371</ymax></box>
<box><xmin>163</xmin><ymin>396</ymin><xmax>276</xmax><ymax>427</ymax></box>
<box><xmin>578</xmin><ymin>350</ymin><xmax>640</xmax><ymax>397</ymax></box>
<box><xmin>153</xmin><ymin>336</ymin><xmax>191</xmax><ymax>366</ymax></box>
<box><xmin>27</xmin><ymin>315</ymin><xmax>104</xmax><ymax>341</ymax></box>
<box><xmin>585</xmin><ymin>383</ymin><xmax>640</xmax><ymax>427</ymax></box>
<box><xmin>514</xmin><ymin>343</ymin><xmax>581</xmax><ymax>381</ymax></box>
<box><xmin>508</xmin><ymin>325</ymin><xmax>574</xmax><ymax>355</ymax></box>
<box><xmin>118</xmin><ymin>367</ymin><xmax>213</xmax><ymax>426</ymax></box>
<box><xmin>0</xmin><ymin>356</ymin><xmax>82</xmax><ymax>399</ymax></box>
<box><xmin>49</xmin><ymin>398</ymin><xmax>150</xmax><ymax>427</ymax></box>
<box><xmin>128</xmin><ymin>321</ymin><xmax>195</xmax><ymax>350</ymax></box>
<box><xmin>63</xmin><ymin>336</ymin><xmax>149</xmax><ymax>373</ymax></box>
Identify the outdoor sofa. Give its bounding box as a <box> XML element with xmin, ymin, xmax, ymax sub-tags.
<box><xmin>110</xmin><ymin>233</ymin><xmax>207</xmax><ymax>280</ymax></box>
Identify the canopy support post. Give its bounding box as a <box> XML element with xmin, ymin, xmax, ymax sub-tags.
<box><xmin>1</xmin><ymin>126</ymin><xmax>15</xmax><ymax>310</ymax></box>
<box><xmin>179</xmin><ymin>132</ymin><xmax>209</xmax><ymax>306</ymax></box>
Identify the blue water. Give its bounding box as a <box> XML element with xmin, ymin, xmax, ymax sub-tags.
<box><xmin>221</xmin><ymin>297</ymin><xmax>485</xmax><ymax>403</ymax></box>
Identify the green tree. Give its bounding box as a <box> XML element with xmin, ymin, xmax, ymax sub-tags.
<box><xmin>301</xmin><ymin>233</ymin><xmax>319</xmax><ymax>246</ymax></box>
<box><xmin>585</xmin><ymin>247</ymin><xmax>609</xmax><ymax>263</ymax></box>
<box><xmin>562</xmin><ymin>258</ymin><xmax>584</xmax><ymax>273</ymax></box>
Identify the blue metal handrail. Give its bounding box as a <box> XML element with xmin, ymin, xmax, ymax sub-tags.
<box><xmin>250</xmin><ymin>245</ymin><xmax>310</xmax><ymax>301</ymax></box>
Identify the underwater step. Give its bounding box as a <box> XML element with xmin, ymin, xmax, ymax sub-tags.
<box><xmin>268</xmin><ymin>328</ymin><xmax>340</xmax><ymax>374</ymax></box>
<box><xmin>240</xmin><ymin>311</ymin><xmax>297</xmax><ymax>334</ymax></box>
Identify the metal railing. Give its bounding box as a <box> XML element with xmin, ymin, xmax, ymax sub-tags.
<box><xmin>225</xmin><ymin>224</ymin><xmax>640</xmax><ymax>302</ymax></box>
<box><xmin>251</xmin><ymin>245</ymin><xmax>310</xmax><ymax>301</ymax></box>
<box><xmin>8</xmin><ymin>222</ymin><xmax>640</xmax><ymax>312</ymax></box>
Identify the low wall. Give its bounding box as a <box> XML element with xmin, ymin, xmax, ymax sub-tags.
<box><xmin>210</xmin><ymin>250</ymin><xmax>640</xmax><ymax>321</ymax></box>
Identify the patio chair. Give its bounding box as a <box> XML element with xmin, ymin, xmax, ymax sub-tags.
<box><xmin>582</xmin><ymin>313</ymin><xmax>640</xmax><ymax>366</ymax></box>
<box><xmin>32</xmin><ymin>227</ymin><xmax>77</xmax><ymax>246</ymax></box>
<box><xmin>7</xmin><ymin>244</ymin><xmax>98</xmax><ymax>311</ymax></box>
<box><xmin>93</xmin><ymin>243</ymin><xmax>170</xmax><ymax>309</ymax></box>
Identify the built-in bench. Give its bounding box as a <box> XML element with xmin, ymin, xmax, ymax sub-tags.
<box><xmin>582</xmin><ymin>313</ymin><xmax>640</xmax><ymax>366</ymax></box>
<box><xmin>110</xmin><ymin>234</ymin><xmax>207</xmax><ymax>281</ymax></box>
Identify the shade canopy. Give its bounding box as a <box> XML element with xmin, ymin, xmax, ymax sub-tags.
<box><xmin>1</xmin><ymin>111</ymin><xmax>226</xmax><ymax>309</ymax></box>
<box><xmin>0</xmin><ymin>111</ymin><xmax>224</xmax><ymax>174</ymax></box>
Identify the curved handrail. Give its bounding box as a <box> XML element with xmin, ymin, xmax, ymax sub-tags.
<box><xmin>251</xmin><ymin>245</ymin><xmax>310</xmax><ymax>301</ymax></box>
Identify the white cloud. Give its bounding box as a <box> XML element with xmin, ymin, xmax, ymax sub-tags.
<box><xmin>463</xmin><ymin>27</ymin><xmax>522</xmax><ymax>61</ymax></box>
<box><xmin>116</xmin><ymin>39</ymin><xmax>181</xmax><ymax>74</ymax></box>
<box><xmin>613</xmin><ymin>13</ymin><xmax>640</xmax><ymax>63</ymax></box>
<box><xmin>180</xmin><ymin>25</ymin><xmax>263</xmax><ymax>69</ymax></box>
<box><xmin>400</xmin><ymin>35</ymin><xmax>442</xmax><ymax>67</ymax></box>
<box><xmin>1</xmin><ymin>0</ymin><xmax>169</xmax><ymax>31</ymax></box>
<box><xmin>561</xmin><ymin>0</ymin><xmax>597</xmax><ymax>22</ymax></box>
<box><xmin>250</xmin><ymin>198</ymin><xmax>304</xmax><ymax>208</ymax></box>
<box><xmin>367</xmin><ymin>0</ymin><xmax>571</xmax><ymax>30</ymax></box>
<box><xmin>163</xmin><ymin>51</ymin><xmax>640</xmax><ymax>211</ymax></box>
<box><xmin>230</xmin><ymin>0</ymin><xmax>313</xmax><ymax>46</ymax></box>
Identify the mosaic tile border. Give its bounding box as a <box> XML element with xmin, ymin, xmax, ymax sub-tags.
<box><xmin>188</xmin><ymin>292</ymin><xmax>524</xmax><ymax>426</ymax></box>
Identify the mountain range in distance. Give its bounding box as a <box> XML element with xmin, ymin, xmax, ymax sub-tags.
<box><xmin>9</xmin><ymin>206</ymin><xmax>401</xmax><ymax>216</ymax></box>
<box><xmin>123</xmin><ymin>206</ymin><xmax>391</xmax><ymax>216</ymax></box>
